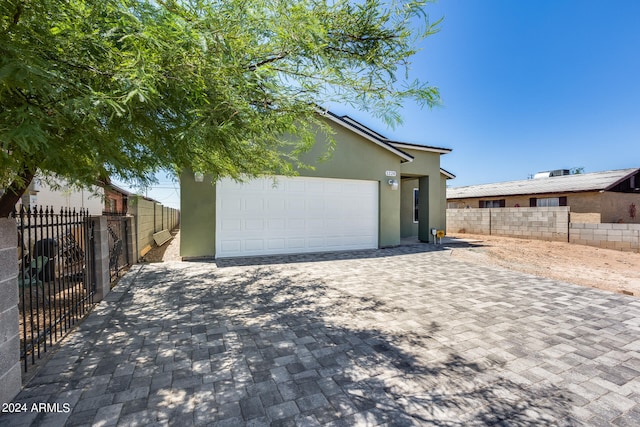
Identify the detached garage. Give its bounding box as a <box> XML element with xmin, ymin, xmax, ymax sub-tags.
<box><xmin>180</xmin><ymin>112</ymin><xmax>453</xmax><ymax>259</ymax></box>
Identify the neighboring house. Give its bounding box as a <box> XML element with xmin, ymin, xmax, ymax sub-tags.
<box><xmin>447</xmin><ymin>168</ymin><xmax>640</xmax><ymax>224</ymax></box>
<box><xmin>15</xmin><ymin>178</ymin><xmax>104</xmax><ymax>215</ymax></box>
<box><xmin>103</xmin><ymin>183</ymin><xmax>131</xmax><ymax>214</ymax></box>
<box><xmin>180</xmin><ymin>111</ymin><xmax>453</xmax><ymax>259</ymax></box>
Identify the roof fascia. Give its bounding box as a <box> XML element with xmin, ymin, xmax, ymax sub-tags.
<box><xmin>603</xmin><ymin>168</ymin><xmax>640</xmax><ymax>191</ymax></box>
<box><xmin>440</xmin><ymin>168</ymin><xmax>456</xmax><ymax>179</ymax></box>
<box><xmin>389</xmin><ymin>141</ymin><xmax>452</xmax><ymax>155</ymax></box>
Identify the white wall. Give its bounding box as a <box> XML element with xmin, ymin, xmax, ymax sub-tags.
<box><xmin>17</xmin><ymin>178</ymin><xmax>104</xmax><ymax>215</ymax></box>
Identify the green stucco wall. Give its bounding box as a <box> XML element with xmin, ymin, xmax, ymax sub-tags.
<box><xmin>294</xmin><ymin>119</ymin><xmax>402</xmax><ymax>248</ymax></box>
<box><xmin>400</xmin><ymin>178</ymin><xmax>419</xmax><ymax>238</ymax></box>
<box><xmin>179</xmin><ymin>117</ymin><xmax>449</xmax><ymax>257</ymax></box>
<box><xmin>398</xmin><ymin>149</ymin><xmax>447</xmax><ymax>241</ymax></box>
<box><xmin>180</xmin><ymin>170</ymin><xmax>216</xmax><ymax>258</ymax></box>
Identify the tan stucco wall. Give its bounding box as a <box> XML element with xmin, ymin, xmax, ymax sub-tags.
<box><xmin>602</xmin><ymin>192</ymin><xmax>640</xmax><ymax>223</ymax></box>
<box><xmin>448</xmin><ymin>191</ymin><xmax>640</xmax><ymax>224</ymax></box>
<box><xmin>449</xmin><ymin>192</ymin><xmax>603</xmax><ymax>211</ymax></box>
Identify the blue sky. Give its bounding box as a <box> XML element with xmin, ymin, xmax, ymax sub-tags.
<box><xmin>119</xmin><ymin>0</ymin><xmax>640</xmax><ymax>209</ymax></box>
<box><xmin>333</xmin><ymin>0</ymin><xmax>640</xmax><ymax>183</ymax></box>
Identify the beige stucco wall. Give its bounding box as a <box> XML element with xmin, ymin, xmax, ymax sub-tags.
<box><xmin>448</xmin><ymin>192</ymin><xmax>602</xmax><ymax>211</ymax></box>
<box><xmin>601</xmin><ymin>192</ymin><xmax>640</xmax><ymax>224</ymax></box>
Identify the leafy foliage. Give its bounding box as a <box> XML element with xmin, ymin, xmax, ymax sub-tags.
<box><xmin>0</xmin><ymin>0</ymin><xmax>440</xmax><ymax>215</ymax></box>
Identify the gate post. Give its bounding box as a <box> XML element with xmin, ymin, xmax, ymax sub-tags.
<box><xmin>125</xmin><ymin>216</ymin><xmax>137</xmax><ymax>266</ymax></box>
<box><xmin>91</xmin><ymin>216</ymin><xmax>111</xmax><ymax>302</ymax></box>
<box><xmin>0</xmin><ymin>218</ymin><xmax>22</xmax><ymax>405</ymax></box>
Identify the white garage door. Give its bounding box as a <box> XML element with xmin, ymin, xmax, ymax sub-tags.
<box><xmin>216</xmin><ymin>176</ymin><xmax>379</xmax><ymax>258</ymax></box>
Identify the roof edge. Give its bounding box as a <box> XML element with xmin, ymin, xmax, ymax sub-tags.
<box><xmin>389</xmin><ymin>141</ymin><xmax>452</xmax><ymax>155</ymax></box>
<box><xmin>603</xmin><ymin>168</ymin><xmax>640</xmax><ymax>191</ymax></box>
<box><xmin>440</xmin><ymin>168</ymin><xmax>456</xmax><ymax>179</ymax></box>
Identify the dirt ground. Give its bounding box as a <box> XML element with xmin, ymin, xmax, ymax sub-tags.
<box><xmin>448</xmin><ymin>233</ymin><xmax>640</xmax><ymax>297</ymax></box>
<box><xmin>141</xmin><ymin>228</ymin><xmax>181</xmax><ymax>263</ymax></box>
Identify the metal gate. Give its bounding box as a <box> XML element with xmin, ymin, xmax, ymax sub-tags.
<box><xmin>13</xmin><ymin>206</ymin><xmax>96</xmax><ymax>372</ymax></box>
<box><xmin>105</xmin><ymin>212</ymin><xmax>130</xmax><ymax>282</ymax></box>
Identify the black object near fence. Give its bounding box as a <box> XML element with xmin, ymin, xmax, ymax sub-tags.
<box><xmin>12</xmin><ymin>206</ymin><xmax>97</xmax><ymax>372</ymax></box>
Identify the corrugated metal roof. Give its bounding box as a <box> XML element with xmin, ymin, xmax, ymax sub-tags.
<box><xmin>447</xmin><ymin>168</ymin><xmax>639</xmax><ymax>199</ymax></box>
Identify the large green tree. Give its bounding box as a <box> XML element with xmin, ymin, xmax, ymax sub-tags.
<box><xmin>0</xmin><ymin>0</ymin><xmax>440</xmax><ymax>216</ymax></box>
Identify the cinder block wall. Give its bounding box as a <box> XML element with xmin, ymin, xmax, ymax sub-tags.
<box><xmin>447</xmin><ymin>207</ymin><xmax>570</xmax><ymax>241</ymax></box>
<box><xmin>491</xmin><ymin>207</ymin><xmax>570</xmax><ymax>241</ymax></box>
<box><xmin>570</xmin><ymin>223</ymin><xmax>640</xmax><ymax>252</ymax></box>
<box><xmin>0</xmin><ymin>219</ymin><xmax>22</xmax><ymax>405</ymax></box>
<box><xmin>446</xmin><ymin>208</ymin><xmax>491</xmax><ymax>234</ymax></box>
<box><xmin>128</xmin><ymin>197</ymin><xmax>180</xmax><ymax>260</ymax></box>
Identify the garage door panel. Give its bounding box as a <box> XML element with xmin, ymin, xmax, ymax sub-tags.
<box><xmin>267</xmin><ymin>199</ymin><xmax>287</xmax><ymax>212</ymax></box>
<box><xmin>267</xmin><ymin>219</ymin><xmax>286</xmax><ymax>230</ymax></box>
<box><xmin>245</xmin><ymin>240</ymin><xmax>264</xmax><ymax>251</ymax></box>
<box><xmin>216</xmin><ymin>176</ymin><xmax>378</xmax><ymax>257</ymax></box>
<box><xmin>220</xmin><ymin>218</ymin><xmax>241</xmax><ymax>231</ymax></box>
<box><xmin>245</xmin><ymin>219</ymin><xmax>264</xmax><ymax>230</ymax></box>
<box><xmin>267</xmin><ymin>239</ymin><xmax>285</xmax><ymax>250</ymax></box>
<box><xmin>220</xmin><ymin>198</ymin><xmax>242</xmax><ymax>213</ymax></box>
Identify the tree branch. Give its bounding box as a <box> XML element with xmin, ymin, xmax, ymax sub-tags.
<box><xmin>248</xmin><ymin>52</ymin><xmax>289</xmax><ymax>71</ymax></box>
<box><xmin>12</xmin><ymin>0</ymin><xmax>24</xmax><ymax>25</ymax></box>
<box><xmin>0</xmin><ymin>165</ymin><xmax>37</xmax><ymax>217</ymax></box>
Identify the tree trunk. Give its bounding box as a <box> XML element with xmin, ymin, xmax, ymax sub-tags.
<box><xmin>0</xmin><ymin>167</ymin><xmax>36</xmax><ymax>218</ymax></box>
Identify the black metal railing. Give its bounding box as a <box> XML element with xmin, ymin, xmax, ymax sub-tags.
<box><xmin>13</xmin><ymin>206</ymin><xmax>96</xmax><ymax>372</ymax></box>
<box><xmin>103</xmin><ymin>212</ymin><xmax>130</xmax><ymax>282</ymax></box>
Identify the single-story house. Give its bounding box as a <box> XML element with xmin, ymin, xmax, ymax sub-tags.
<box><xmin>180</xmin><ymin>111</ymin><xmax>453</xmax><ymax>259</ymax></box>
<box><xmin>447</xmin><ymin>168</ymin><xmax>640</xmax><ymax>224</ymax></box>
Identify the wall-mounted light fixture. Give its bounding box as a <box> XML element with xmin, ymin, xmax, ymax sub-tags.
<box><xmin>194</xmin><ymin>172</ymin><xmax>204</xmax><ymax>183</ymax></box>
<box><xmin>388</xmin><ymin>179</ymin><xmax>398</xmax><ymax>190</ymax></box>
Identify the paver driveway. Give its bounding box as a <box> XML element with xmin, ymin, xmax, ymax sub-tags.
<box><xmin>2</xmin><ymin>243</ymin><xmax>640</xmax><ymax>426</ymax></box>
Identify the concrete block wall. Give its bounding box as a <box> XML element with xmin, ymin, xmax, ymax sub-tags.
<box><xmin>446</xmin><ymin>208</ymin><xmax>491</xmax><ymax>234</ymax></box>
<box><xmin>570</xmin><ymin>223</ymin><xmax>640</xmax><ymax>252</ymax></box>
<box><xmin>91</xmin><ymin>217</ymin><xmax>111</xmax><ymax>302</ymax></box>
<box><xmin>0</xmin><ymin>218</ymin><xmax>22</xmax><ymax>405</ymax></box>
<box><xmin>128</xmin><ymin>197</ymin><xmax>180</xmax><ymax>260</ymax></box>
<box><xmin>490</xmin><ymin>207</ymin><xmax>570</xmax><ymax>242</ymax></box>
<box><xmin>447</xmin><ymin>207</ymin><xmax>570</xmax><ymax>241</ymax></box>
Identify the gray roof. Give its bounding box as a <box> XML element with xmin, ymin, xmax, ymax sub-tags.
<box><xmin>447</xmin><ymin>168</ymin><xmax>639</xmax><ymax>199</ymax></box>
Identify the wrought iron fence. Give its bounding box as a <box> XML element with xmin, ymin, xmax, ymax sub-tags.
<box><xmin>12</xmin><ymin>206</ymin><xmax>96</xmax><ymax>372</ymax></box>
<box><xmin>103</xmin><ymin>212</ymin><xmax>130</xmax><ymax>282</ymax></box>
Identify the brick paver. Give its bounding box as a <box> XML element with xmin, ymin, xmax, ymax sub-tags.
<box><xmin>2</xmin><ymin>242</ymin><xmax>640</xmax><ymax>426</ymax></box>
